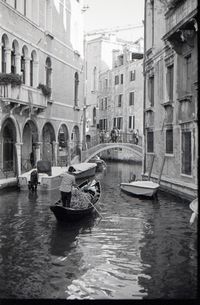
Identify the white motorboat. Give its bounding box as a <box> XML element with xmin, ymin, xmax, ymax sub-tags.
<box><xmin>18</xmin><ymin>161</ymin><xmax>97</xmax><ymax>192</ymax></box>
<box><xmin>120</xmin><ymin>180</ymin><xmax>160</xmax><ymax>197</ymax></box>
<box><xmin>189</xmin><ymin>198</ymin><xmax>198</xmax><ymax>225</ymax></box>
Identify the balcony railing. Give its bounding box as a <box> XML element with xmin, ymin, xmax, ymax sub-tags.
<box><xmin>165</xmin><ymin>0</ymin><xmax>197</xmax><ymax>33</ymax></box>
<box><xmin>86</xmin><ymin>131</ymin><xmax>142</xmax><ymax>150</ymax></box>
<box><xmin>0</xmin><ymin>84</ymin><xmax>47</xmax><ymax>109</ymax></box>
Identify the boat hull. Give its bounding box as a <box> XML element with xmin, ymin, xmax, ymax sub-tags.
<box><xmin>120</xmin><ymin>181</ymin><xmax>159</xmax><ymax>197</ymax></box>
<box><xmin>50</xmin><ymin>180</ymin><xmax>101</xmax><ymax>223</ymax></box>
<box><xmin>18</xmin><ymin>163</ymin><xmax>97</xmax><ymax>191</ymax></box>
<box><xmin>50</xmin><ymin>205</ymin><xmax>95</xmax><ymax>222</ymax></box>
<box><xmin>189</xmin><ymin>198</ymin><xmax>198</xmax><ymax>225</ymax></box>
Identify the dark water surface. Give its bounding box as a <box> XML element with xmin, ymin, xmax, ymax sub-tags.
<box><xmin>0</xmin><ymin>162</ymin><xmax>197</xmax><ymax>299</ymax></box>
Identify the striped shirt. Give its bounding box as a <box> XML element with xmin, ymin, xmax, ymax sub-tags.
<box><xmin>59</xmin><ymin>172</ymin><xmax>75</xmax><ymax>192</ymax></box>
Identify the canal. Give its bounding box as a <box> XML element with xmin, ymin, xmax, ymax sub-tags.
<box><xmin>0</xmin><ymin>161</ymin><xmax>197</xmax><ymax>299</ymax></box>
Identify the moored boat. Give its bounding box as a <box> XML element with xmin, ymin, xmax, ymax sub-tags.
<box><xmin>70</xmin><ymin>162</ymin><xmax>97</xmax><ymax>180</ymax></box>
<box><xmin>88</xmin><ymin>155</ymin><xmax>107</xmax><ymax>172</ymax></box>
<box><xmin>189</xmin><ymin>198</ymin><xmax>198</xmax><ymax>225</ymax></box>
<box><xmin>18</xmin><ymin>161</ymin><xmax>97</xmax><ymax>192</ymax></box>
<box><xmin>120</xmin><ymin>180</ymin><xmax>160</xmax><ymax>197</ymax></box>
<box><xmin>50</xmin><ymin>179</ymin><xmax>101</xmax><ymax>222</ymax></box>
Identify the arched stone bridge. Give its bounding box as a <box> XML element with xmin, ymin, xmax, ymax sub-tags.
<box><xmin>81</xmin><ymin>142</ymin><xmax>143</xmax><ymax>162</ymax></box>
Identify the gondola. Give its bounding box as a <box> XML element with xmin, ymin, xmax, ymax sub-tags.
<box><xmin>49</xmin><ymin>179</ymin><xmax>101</xmax><ymax>222</ymax></box>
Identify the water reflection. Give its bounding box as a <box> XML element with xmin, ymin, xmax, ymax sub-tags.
<box><xmin>0</xmin><ymin>161</ymin><xmax>197</xmax><ymax>299</ymax></box>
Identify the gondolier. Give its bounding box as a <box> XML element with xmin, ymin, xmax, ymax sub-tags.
<box><xmin>59</xmin><ymin>166</ymin><xmax>77</xmax><ymax>207</ymax></box>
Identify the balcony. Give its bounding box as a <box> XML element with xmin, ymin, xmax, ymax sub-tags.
<box><xmin>0</xmin><ymin>84</ymin><xmax>47</xmax><ymax>114</ymax></box>
<box><xmin>164</xmin><ymin>0</ymin><xmax>197</xmax><ymax>35</ymax></box>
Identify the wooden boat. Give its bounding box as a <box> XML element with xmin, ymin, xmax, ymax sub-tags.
<box><xmin>50</xmin><ymin>179</ymin><xmax>101</xmax><ymax>222</ymax></box>
<box><xmin>70</xmin><ymin>162</ymin><xmax>97</xmax><ymax>180</ymax></box>
<box><xmin>88</xmin><ymin>155</ymin><xmax>107</xmax><ymax>172</ymax></box>
<box><xmin>189</xmin><ymin>198</ymin><xmax>198</xmax><ymax>225</ymax></box>
<box><xmin>18</xmin><ymin>161</ymin><xmax>97</xmax><ymax>192</ymax></box>
<box><xmin>120</xmin><ymin>180</ymin><xmax>160</xmax><ymax>197</ymax></box>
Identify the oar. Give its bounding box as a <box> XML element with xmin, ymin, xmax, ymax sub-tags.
<box><xmin>76</xmin><ymin>185</ymin><xmax>103</xmax><ymax>219</ymax></box>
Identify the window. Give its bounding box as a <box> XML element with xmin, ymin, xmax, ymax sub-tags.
<box><xmin>185</xmin><ymin>54</ymin><xmax>192</xmax><ymax>94</ymax></box>
<box><xmin>14</xmin><ymin>0</ymin><xmax>17</xmax><ymax>9</ymax></box>
<box><xmin>115</xmin><ymin>75</ymin><xmax>119</xmax><ymax>85</ymax></box>
<box><xmin>181</xmin><ymin>130</ymin><xmax>192</xmax><ymax>175</ymax></box>
<box><xmin>129</xmin><ymin>92</ymin><xmax>134</xmax><ymax>105</ymax></box>
<box><xmin>104</xmin><ymin>97</ymin><xmax>107</xmax><ymax>109</ymax></box>
<box><xmin>101</xmin><ymin>99</ymin><xmax>103</xmax><ymax>110</ymax></box>
<box><xmin>105</xmin><ymin>78</ymin><xmax>108</xmax><ymax>88</ymax></box>
<box><xmin>118</xmin><ymin>94</ymin><xmax>123</xmax><ymax>107</ymax></box>
<box><xmin>113</xmin><ymin>118</ymin><xmax>116</xmax><ymax>128</ymax></box>
<box><xmin>129</xmin><ymin>116</ymin><xmax>135</xmax><ymax>129</ymax></box>
<box><xmin>117</xmin><ymin>117</ymin><xmax>123</xmax><ymax>129</ymax></box>
<box><xmin>24</xmin><ymin>0</ymin><xmax>27</xmax><ymax>16</ymax></box>
<box><xmin>151</xmin><ymin>0</ymin><xmax>154</xmax><ymax>46</ymax></box>
<box><xmin>46</xmin><ymin>57</ymin><xmax>52</xmax><ymax>88</ymax></box>
<box><xmin>166</xmin><ymin>65</ymin><xmax>174</xmax><ymax>101</ymax></box>
<box><xmin>118</xmin><ymin>55</ymin><xmax>124</xmax><ymax>66</ymax></box>
<box><xmin>21</xmin><ymin>48</ymin><xmax>26</xmax><ymax>84</ymax></box>
<box><xmin>30</xmin><ymin>53</ymin><xmax>33</xmax><ymax>86</ymax></box>
<box><xmin>93</xmin><ymin>107</ymin><xmax>96</xmax><ymax>126</ymax></box>
<box><xmin>11</xmin><ymin>43</ymin><xmax>16</xmax><ymax>74</ymax></box>
<box><xmin>147</xmin><ymin>131</ymin><xmax>154</xmax><ymax>153</ymax></box>
<box><xmin>74</xmin><ymin>72</ymin><xmax>79</xmax><ymax>106</ymax></box>
<box><xmin>120</xmin><ymin>74</ymin><xmax>123</xmax><ymax>84</ymax></box>
<box><xmin>130</xmin><ymin>70</ymin><xmax>136</xmax><ymax>81</ymax></box>
<box><xmin>1</xmin><ymin>36</ymin><xmax>6</xmax><ymax>73</ymax></box>
<box><xmin>148</xmin><ymin>76</ymin><xmax>154</xmax><ymax>106</ymax></box>
<box><xmin>92</xmin><ymin>67</ymin><xmax>96</xmax><ymax>92</ymax></box>
<box><xmin>166</xmin><ymin>129</ymin><xmax>173</xmax><ymax>154</ymax></box>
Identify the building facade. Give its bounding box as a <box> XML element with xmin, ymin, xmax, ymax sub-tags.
<box><xmin>143</xmin><ymin>0</ymin><xmax>198</xmax><ymax>199</ymax></box>
<box><xmin>84</xmin><ymin>34</ymin><xmax>133</xmax><ymax>141</ymax></box>
<box><xmin>0</xmin><ymin>0</ymin><xmax>84</xmax><ymax>178</ymax></box>
<box><xmin>98</xmin><ymin>42</ymin><xmax>144</xmax><ymax>142</ymax></box>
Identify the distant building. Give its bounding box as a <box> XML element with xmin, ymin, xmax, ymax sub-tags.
<box><xmin>0</xmin><ymin>0</ymin><xmax>84</xmax><ymax>177</ymax></box>
<box><xmin>143</xmin><ymin>0</ymin><xmax>198</xmax><ymax>199</ymax></box>
<box><xmin>98</xmin><ymin>43</ymin><xmax>144</xmax><ymax>142</ymax></box>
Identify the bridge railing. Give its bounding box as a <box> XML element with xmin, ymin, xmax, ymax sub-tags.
<box><xmin>85</xmin><ymin>131</ymin><xmax>142</xmax><ymax>150</ymax></box>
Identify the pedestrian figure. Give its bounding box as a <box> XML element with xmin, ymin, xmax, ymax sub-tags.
<box><xmin>110</xmin><ymin>128</ymin><xmax>116</xmax><ymax>143</ymax></box>
<box><xmin>100</xmin><ymin>130</ymin><xmax>105</xmax><ymax>143</ymax></box>
<box><xmin>59</xmin><ymin>166</ymin><xmax>77</xmax><ymax>207</ymax></box>
<box><xmin>28</xmin><ymin>170</ymin><xmax>38</xmax><ymax>192</ymax></box>
<box><xmin>115</xmin><ymin>127</ymin><xmax>120</xmax><ymax>142</ymax></box>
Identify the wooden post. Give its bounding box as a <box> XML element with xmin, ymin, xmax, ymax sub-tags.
<box><xmin>148</xmin><ymin>154</ymin><xmax>155</xmax><ymax>180</ymax></box>
<box><xmin>158</xmin><ymin>156</ymin><xmax>166</xmax><ymax>184</ymax></box>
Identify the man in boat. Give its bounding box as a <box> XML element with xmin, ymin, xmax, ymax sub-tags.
<box><xmin>59</xmin><ymin>166</ymin><xmax>77</xmax><ymax>208</ymax></box>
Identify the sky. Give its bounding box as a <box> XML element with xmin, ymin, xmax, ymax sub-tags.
<box><xmin>83</xmin><ymin>0</ymin><xmax>144</xmax><ymax>41</ymax></box>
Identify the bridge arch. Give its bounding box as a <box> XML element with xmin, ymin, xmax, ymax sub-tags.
<box><xmin>82</xmin><ymin>143</ymin><xmax>143</xmax><ymax>162</ymax></box>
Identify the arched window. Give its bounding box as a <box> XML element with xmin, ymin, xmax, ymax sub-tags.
<box><xmin>46</xmin><ymin>57</ymin><xmax>52</xmax><ymax>88</ymax></box>
<box><xmin>30</xmin><ymin>52</ymin><xmax>34</xmax><ymax>86</ymax></box>
<box><xmin>21</xmin><ymin>47</ymin><xmax>26</xmax><ymax>84</ymax></box>
<box><xmin>11</xmin><ymin>42</ymin><xmax>16</xmax><ymax>74</ymax></box>
<box><xmin>74</xmin><ymin>72</ymin><xmax>79</xmax><ymax>106</ymax></box>
<box><xmin>93</xmin><ymin>107</ymin><xmax>96</xmax><ymax>126</ymax></box>
<box><xmin>1</xmin><ymin>36</ymin><xmax>6</xmax><ymax>73</ymax></box>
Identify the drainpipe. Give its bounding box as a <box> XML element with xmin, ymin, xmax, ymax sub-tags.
<box><xmin>142</xmin><ymin>0</ymin><xmax>147</xmax><ymax>177</ymax></box>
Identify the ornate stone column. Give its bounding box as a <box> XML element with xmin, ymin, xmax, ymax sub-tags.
<box><xmin>0</xmin><ymin>43</ymin><xmax>2</xmax><ymax>73</ymax></box>
<box><xmin>67</xmin><ymin>141</ymin><xmax>72</xmax><ymax>165</ymax></box>
<box><xmin>15</xmin><ymin>53</ymin><xmax>21</xmax><ymax>75</ymax></box>
<box><xmin>53</xmin><ymin>141</ymin><xmax>58</xmax><ymax>166</ymax></box>
<box><xmin>15</xmin><ymin>142</ymin><xmax>23</xmax><ymax>176</ymax></box>
<box><xmin>24</xmin><ymin>57</ymin><xmax>30</xmax><ymax>86</ymax></box>
<box><xmin>5</xmin><ymin>48</ymin><xmax>11</xmax><ymax>73</ymax></box>
<box><xmin>35</xmin><ymin>142</ymin><xmax>42</xmax><ymax>164</ymax></box>
<box><xmin>33</xmin><ymin>60</ymin><xmax>39</xmax><ymax>88</ymax></box>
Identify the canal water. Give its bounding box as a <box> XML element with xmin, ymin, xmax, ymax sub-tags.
<box><xmin>0</xmin><ymin>161</ymin><xmax>197</xmax><ymax>299</ymax></box>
